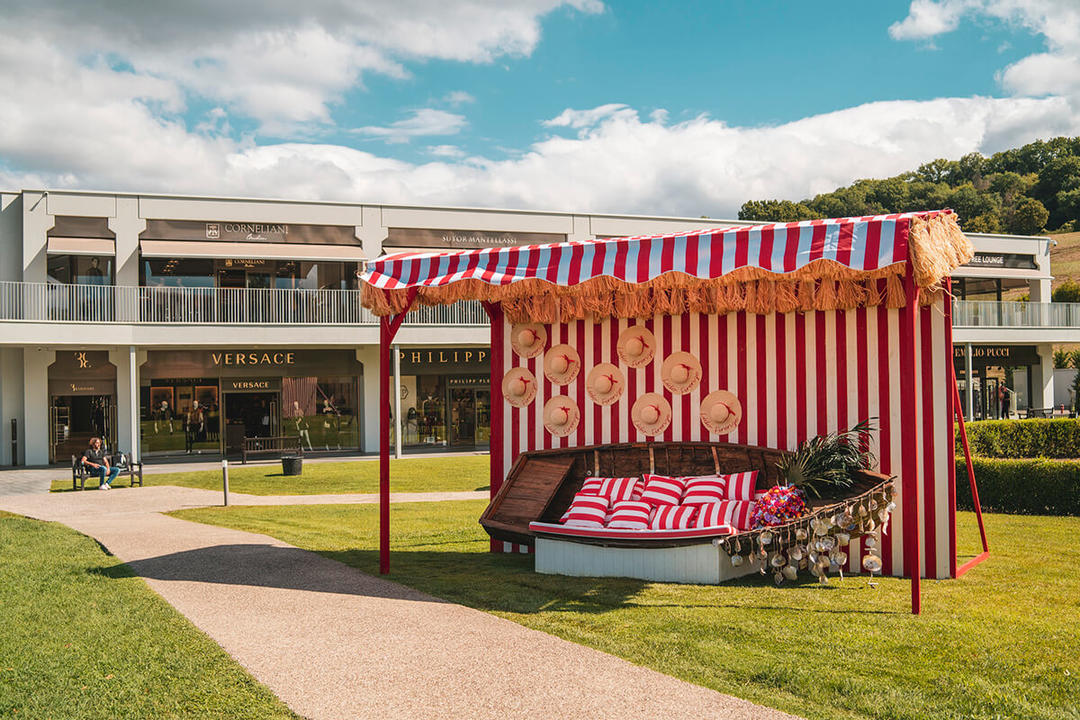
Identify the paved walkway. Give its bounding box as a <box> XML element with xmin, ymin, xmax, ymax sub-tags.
<box><xmin>0</xmin><ymin>487</ymin><xmax>798</xmax><ymax>720</ymax></box>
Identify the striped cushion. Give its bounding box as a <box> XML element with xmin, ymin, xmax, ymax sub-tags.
<box><xmin>606</xmin><ymin>501</ymin><xmax>653</xmax><ymax>530</ymax></box>
<box><xmin>650</xmin><ymin>504</ymin><xmax>698</xmax><ymax>530</ymax></box>
<box><xmin>721</xmin><ymin>471</ymin><xmax>758</xmax><ymax>501</ymax></box>
<box><xmin>597</xmin><ymin>476</ymin><xmax>641</xmax><ymax>503</ymax></box>
<box><xmin>640</xmin><ymin>474</ymin><xmax>688</xmax><ymax>507</ymax></box>
<box><xmin>562</xmin><ymin>493</ymin><xmax>610</xmax><ymax>528</ymax></box>
<box><xmin>579</xmin><ymin>477</ymin><xmax>603</xmax><ymax>495</ymax></box>
<box><xmin>680</xmin><ymin>475</ymin><xmax>727</xmax><ymax>505</ymax></box>
<box><xmin>694</xmin><ymin>500</ymin><xmax>756</xmax><ymax>530</ymax></box>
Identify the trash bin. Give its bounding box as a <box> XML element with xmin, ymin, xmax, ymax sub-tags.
<box><xmin>281</xmin><ymin>455</ymin><xmax>303</xmax><ymax>476</ymax></box>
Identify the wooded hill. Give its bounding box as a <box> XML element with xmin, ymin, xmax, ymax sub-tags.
<box><xmin>738</xmin><ymin>136</ymin><xmax>1080</xmax><ymax>236</ymax></box>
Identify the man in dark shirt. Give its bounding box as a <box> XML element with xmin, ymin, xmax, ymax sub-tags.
<box><xmin>81</xmin><ymin>437</ymin><xmax>119</xmax><ymax>490</ymax></box>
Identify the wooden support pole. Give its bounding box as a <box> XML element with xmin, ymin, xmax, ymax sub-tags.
<box><xmin>898</xmin><ymin>262</ymin><xmax>922</xmax><ymax>615</ymax></box>
<box><xmin>378</xmin><ymin>288</ymin><xmax>418</xmax><ymax>575</ymax></box>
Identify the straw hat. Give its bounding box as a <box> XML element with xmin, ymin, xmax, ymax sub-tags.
<box><xmin>700</xmin><ymin>390</ymin><xmax>742</xmax><ymax>435</ymax></box>
<box><xmin>661</xmin><ymin>352</ymin><xmax>702</xmax><ymax>395</ymax></box>
<box><xmin>586</xmin><ymin>363</ymin><xmax>624</xmax><ymax>406</ymax></box>
<box><xmin>501</xmin><ymin>367</ymin><xmax>537</xmax><ymax>408</ymax></box>
<box><xmin>511</xmin><ymin>323</ymin><xmax>547</xmax><ymax>358</ymax></box>
<box><xmin>631</xmin><ymin>392</ymin><xmax>672</xmax><ymax>437</ymax></box>
<box><xmin>543</xmin><ymin>396</ymin><xmax>580</xmax><ymax>437</ymax></box>
<box><xmin>617</xmin><ymin>326</ymin><xmax>656</xmax><ymax>368</ymax></box>
<box><xmin>543</xmin><ymin>344</ymin><xmax>581</xmax><ymax>386</ymax></box>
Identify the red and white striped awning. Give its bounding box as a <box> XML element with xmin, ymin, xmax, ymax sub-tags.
<box><xmin>368</xmin><ymin>211</ymin><xmax>947</xmax><ymax>290</ymax></box>
<box><xmin>361</xmin><ymin>210</ymin><xmax>971</xmax><ymax>320</ymax></box>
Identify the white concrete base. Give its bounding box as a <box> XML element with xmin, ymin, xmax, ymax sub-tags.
<box><xmin>534</xmin><ymin>537</ymin><xmax>762</xmax><ymax>584</ymax></box>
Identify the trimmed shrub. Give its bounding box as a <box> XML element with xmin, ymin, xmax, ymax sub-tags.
<box><xmin>956</xmin><ymin>457</ymin><xmax>1080</xmax><ymax>515</ymax></box>
<box><xmin>956</xmin><ymin>418</ymin><xmax>1080</xmax><ymax>459</ymax></box>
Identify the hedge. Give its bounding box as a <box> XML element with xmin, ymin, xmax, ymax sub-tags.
<box><xmin>956</xmin><ymin>457</ymin><xmax>1080</xmax><ymax>515</ymax></box>
<box><xmin>956</xmin><ymin>418</ymin><xmax>1080</xmax><ymax>459</ymax></box>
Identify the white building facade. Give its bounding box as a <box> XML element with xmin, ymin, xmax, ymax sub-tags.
<box><xmin>0</xmin><ymin>189</ymin><xmax>1061</xmax><ymax>466</ymax></box>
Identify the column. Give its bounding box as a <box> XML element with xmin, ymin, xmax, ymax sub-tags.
<box><xmin>1034</xmin><ymin>343</ymin><xmax>1056</xmax><ymax>413</ymax></box>
<box><xmin>23</xmin><ymin>348</ymin><xmax>54</xmax><ymax>465</ymax></box>
<box><xmin>110</xmin><ymin>346</ymin><xmax>144</xmax><ymax>460</ymax></box>
<box><xmin>0</xmin><ymin>348</ymin><xmax>26</xmax><ymax>465</ymax></box>
<box><xmin>393</xmin><ymin>343</ymin><xmax>402</xmax><ymax>459</ymax></box>
<box><xmin>356</xmin><ymin>346</ymin><xmax>381</xmax><ymax>453</ymax></box>
<box><xmin>108</xmin><ymin>200</ymin><xmax>146</xmax><ymax>322</ymax></box>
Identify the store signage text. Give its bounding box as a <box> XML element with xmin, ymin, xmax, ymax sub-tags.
<box><xmin>228</xmin><ymin>380</ymin><xmax>272</xmax><ymax>390</ymax></box>
<box><xmin>384</xmin><ymin>227</ymin><xmax>566</xmax><ymax>249</ymax></box>
<box><xmin>69</xmin><ymin>383</ymin><xmax>97</xmax><ymax>393</ymax></box>
<box><xmin>963</xmin><ymin>253</ymin><xmax>1038</xmax><ymax>270</ymax></box>
<box><xmin>207</xmin><ymin>223</ymin><xmax>288</xmax><ymax>242</ymax></box>
<box><xmin>953</xmin><ymin>344</ymin><xmax>1039</xmax><ymax>366</ymax></box>
<box><xmin>212</xmin><ymin>352</ymin><xmax>296</xmax><ymax>366</ymax></box>
<box><xmin>399</xmin><ymin>349</ymin><xmax>487</xmax><ymax>365</ymax></box>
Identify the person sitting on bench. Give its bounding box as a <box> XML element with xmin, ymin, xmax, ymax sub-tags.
<box><xmin>81</xmin><ymin>437</ymin><xmax>119</xmax><ymax>490</ymax></box>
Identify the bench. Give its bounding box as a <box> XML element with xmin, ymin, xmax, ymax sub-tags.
<box><xmin>240</xmin><ymin>435</ymin><xmax>304</xmax><ymax>464</ymax></box>
<box><xmin>71</xmin><ymin>454</ymin><xmax>144</xmax><ymax>491</ymax></box>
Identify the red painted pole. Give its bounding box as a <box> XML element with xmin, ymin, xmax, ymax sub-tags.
<box><xmin>481</xmin><ymin>301</ymin><xmax>504</xmax><ymax>553</ymax></box>
<box><xmin>379</xmin><ymin>316</ymin><xmax>392</xmax><ymax>574</ymax></box>
<box><xmin>898</xmin><ymin>262</ymin><xmax>922</xmax><ymax>614</ymax></box>
<box><xmin>953</xmin><ymin>381</ymin><xmax>990</xmax><ymax>554</ymax></box>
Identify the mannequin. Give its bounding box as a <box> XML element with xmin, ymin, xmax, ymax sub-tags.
<box><xmin>293</xmin><ymin>400</ymin><xmax>313</xmax><ymax>451</ymax></box>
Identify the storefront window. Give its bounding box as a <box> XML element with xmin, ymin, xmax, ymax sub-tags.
<box><xmin>141</xmin><ymin>258</ymin><xmax>358</xmax><ymax>290</ymax></box>
<box><xmin>48</xmin><ymin>254</ymin><xmax>114</xmax><ymax>285</ymax></box>
<box><xmin>139</xmin><ymin>380</ymin><xmax>220</xmax><ymax>455</ymax></box>
<box><xmin>282</xmin><ymin>376</ymin><xmax>359</xmax><ymax>451</ymax></box>
<box><xmin>142</xmin><ymin>258</ymin><xmax>215</xmax><ymax>288</ymax></box>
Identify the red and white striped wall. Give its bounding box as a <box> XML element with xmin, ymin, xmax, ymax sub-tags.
<box><xmin>491</xmin><ymin>300</ymin><xmax>955</xmax><ymax>579</ymax></box>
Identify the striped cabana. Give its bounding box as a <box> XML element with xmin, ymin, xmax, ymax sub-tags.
<box><xmin>361</xmin><ymin>210</ymin><xmax>986</xmax><ymax>614</ymax></box>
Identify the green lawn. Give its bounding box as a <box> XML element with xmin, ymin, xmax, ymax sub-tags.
<box><xmin>51</xmin><ymin>454</ymin><xmax>490</xmax><ymax>495</ymax></box>
<box><xmin>173</xmin><ymin>500</ymin><xmax>1080</xmax><ymax>720</ymax></box>
<box><xmin>0</xmin><ymin>511</ymin><xmax>299</xmax><ymax>720</ymax></box>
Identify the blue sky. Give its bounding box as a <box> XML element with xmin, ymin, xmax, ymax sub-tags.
<box><xmin>1</xmin><ymin>1</ymin><xmax>1079</xmax><ymax>216</ymax></box>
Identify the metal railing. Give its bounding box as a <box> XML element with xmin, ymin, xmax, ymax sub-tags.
<box><xmin>0</xmin><ymin>281</ymin><xmax>488</xmax><ymax>326</ymax></box>
<box><xmin>952</xmin><ymin>300</ymin><xmax>1080</xmax><ymax>328</ymax></box>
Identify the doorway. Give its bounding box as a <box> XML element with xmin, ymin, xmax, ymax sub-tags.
<box><xmin>449</xmin><ymin>388</ymin><xmax>491</xmax><ymax>447</ymax></box>
<box><xmin>223</xmin><ymin>391</ymin><xmax>279</xmax><ymax>456</ymax></box>
<box><xmin>50</xmin><ymin>394</ymin><xmax>115</xmax><ymax>463</ymax></box>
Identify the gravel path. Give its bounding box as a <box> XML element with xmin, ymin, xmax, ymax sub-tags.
<box><xmin>1</xmin><ymin>487</ymin><xmax>800</xmax><ymax>720</ymax></box>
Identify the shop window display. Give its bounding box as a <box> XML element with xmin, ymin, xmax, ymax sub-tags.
<box><xmin>282</xmin><ymin>376</ymin><xmax>359</xmax><ymax>451</ymax></box>
<box><xmin>140</xmin><ymin>380</ymin><xmax>219</xmax><ymax>455</ymax></box>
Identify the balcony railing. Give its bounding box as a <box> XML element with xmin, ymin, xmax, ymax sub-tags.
<box><xmin>952</xmin><ymin>300</ymin><xmax>1080</xmax><ymax>328</ymax></box>
<box><xmin>0</xmin><ymin>281</ymin><xmax>488</xmax><ymax>326</ymax></box>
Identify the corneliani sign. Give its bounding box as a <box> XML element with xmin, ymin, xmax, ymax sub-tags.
<box><xmin>141</xmin><ymin>220</ymin><xmax>358</xmax><ymax>245</ymax></box>
<box><xmin>383</xmin><ymin>227</ymin><xmax>566</xmax><ymax>249</ymax></box>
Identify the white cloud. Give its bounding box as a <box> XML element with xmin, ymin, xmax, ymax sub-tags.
<box><xmin>543</xmin><ymin>104</ymin><xmax>633</xmax><ymax>129</ymax></box>
<box><xmin>0</xmin><ymin>1</ymin><xmax>602</xmax><ymax>130</ymax></box>
<box><xmin>353</xmin><ymin>109</ymin><xmax>467</xmax><ymax>143</ymax></box>
<box><xmin>428</xmin><ymin>145</ymin><xmax>467</xmax><ymax>158</ymax></box>
<box><xmin>443</xmin><ymin>91</ymin><xmax>476</xmax><ymax>106</ymax></box>
<box><xmin>889</xmin><ymin>0</ymin><xmax>972</xmax><ymax>40</ymax></box>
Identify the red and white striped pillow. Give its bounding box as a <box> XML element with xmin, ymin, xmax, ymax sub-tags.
<box><xmin>597</xmin><ymin>476</ymin><xmax>642</xmax><ymax>504</ymax></box>
<box><xmin>694</xmin><ymin>500</ymin><xmax>756</xmax><ymax>530</ymax></box>
<box><xmin>680</xmin><ymin>475</ymin><xmax>727</xmax><ymax>505</ymax></box>
<box><xmin>721</xmin><ymin>471</ymin><xmax>758</xmax><ymax>501</ymax></box>
<box><xmin>649</xmin><ymin>504</ymin><xmax>698</xmax><ymax>530</ymax></box>
<box><xmin>639</xmin><ymin>474</ymin><xmax>688</xmax><ymax>507</ymax></box>
<box><xmin>607</xmin><ymin>501</ymin><xmax>653</xmax><ymax>530</ymax></box>
<box><xmin>562</xmin><ymin>493</ymin><xmax>610</xmax><ymax>528</ymax></box>
<box><xmin>579</xmin><ymin>477</ymin><xmax>603</xmax><ymax>495</ymax></box>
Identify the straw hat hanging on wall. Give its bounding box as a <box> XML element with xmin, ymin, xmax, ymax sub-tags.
<box><xmin>661</xmin><ymin>352</ymin><xmax>702</xmax><ymax>395</ymax></box>
<box><xmin>543</xmin><ymin>344</ymin><xmax>581</xmax><ymax>386</ymax></box>
<box><xmin>510</xmin><ymin>323</ymin><xmax>547</xmax><ymax>358</ymax></box>
<box><xmin>700</xmin><ymin>390</ymin><xmax>742</xmax><ymax>435</ymax></box>
<box><xmin>501</xmin><ymin>367</ymin><xmax>538</xmax><ymax>408</ymax></box>
<box><xmin>631</xmin><ymin>392</ymin><xmax>672</xmax><ymax>437</ymax></box>
<box><xmin>617</xmin><ymin>326</ymin><xmax>656</xmax><ymax>368</ymax></box>
<box><xmin>543</xmin><ymin>396</ymin><xmax>580</xmax><ymax>437</ymax></box>
<box><xmin>586</xmin><ymin>363</ymin><xmax>624</xmax><ymax>406</ymax></box>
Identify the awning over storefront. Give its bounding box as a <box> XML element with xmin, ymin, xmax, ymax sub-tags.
<box><xmin>47</xmin><ymin>237</ymin><xmax>116</xmax><ymax>256</ymax></box>
<box><xmin>139</xmin><ymin>240</ymin><xmax>367</xmax><ymax>262</ymax></box>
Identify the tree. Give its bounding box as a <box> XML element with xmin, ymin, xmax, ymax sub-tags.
<box><xmin>963</xmin><ymin>212</ymin><xmax>1001</xmax><ymax>233</ymax></box>
<box><xmin>1052</xmin><ymin>279</ymin><xmax>1080</xmax><ymax>303</ymax></box>
<box><xmin>738</xmin><ymin>199</ymin><xmax>818</xmax><ymax>222</ymax></box>
<box><xmin>1055</xmin><ymin>188</ymin><xmax>1080</xmax><ymax>228</ymax></box>
<box><xmin>1005</xmin><ymin>197</ymin><xmax>1049</xmax><ymax>235</ymax></box>
<box><xmin>1055</xmin><ymin>348</ymin><xmax>1070</xmax><ymax>369</ymax></box>
<box><xmin>948</xmin><ymin>183</ymin><xmax>998</xmax><ymax>225</ymax></box>
<box><xmin>915</xmin><ymin>158</ymin><xmax>958</xmax><ymax>184</ymax></box>
<box><xmin>988</xmin><ymin>171</ymin><xmax>1031</xmax><ymax>205</ymax></box>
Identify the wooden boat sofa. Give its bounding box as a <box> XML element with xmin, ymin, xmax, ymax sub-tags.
<box><xmin>479</xmin><ymin>440</ymin><xmax>891</xmax><ymax>584</ymax></box>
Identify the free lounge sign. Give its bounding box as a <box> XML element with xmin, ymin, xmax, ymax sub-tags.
<box><xmin>142</xmin><ymin>220</ymin><xmax>359</xmax><ymax>245</ymax></box>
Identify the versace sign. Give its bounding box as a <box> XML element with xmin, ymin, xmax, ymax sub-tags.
<box><xmin>212</xmin><ymin>352</ymin><xmax>296</xmax><ymax>367</ymax></box>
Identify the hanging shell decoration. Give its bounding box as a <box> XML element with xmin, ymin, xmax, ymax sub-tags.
<box><xmin>720</xmin><ymin>477</ymin><xmax>896</xmax><ymax>586</ymax></box>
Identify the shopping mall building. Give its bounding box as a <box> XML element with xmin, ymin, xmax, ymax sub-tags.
<box><xmin>0</xmin><ymin>189</ymin><xmax>1065</xmax><ymax>466</ymax></box>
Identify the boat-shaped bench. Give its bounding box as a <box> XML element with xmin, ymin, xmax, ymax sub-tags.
<box><xmin>480</xmin><ymin>440</ymin><xmax>893</xmax><ymax>584</ymax></box>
